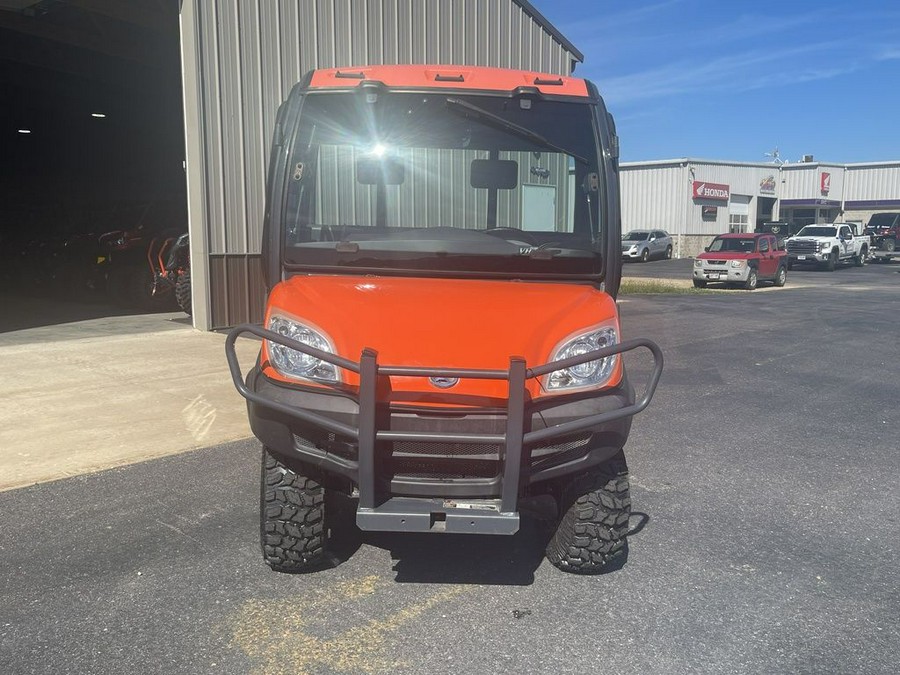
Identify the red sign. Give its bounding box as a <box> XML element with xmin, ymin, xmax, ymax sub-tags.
<box><xmin>692</xmin><ymin>181</ymin><xmax>730</xmax><ymax>201</ymax></box>
<box><xmin>820</xmin><ymin>172</ymin><xmax>831</xmax><ymax>195</ymax></box>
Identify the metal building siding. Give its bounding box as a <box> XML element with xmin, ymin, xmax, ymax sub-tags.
<box><xmin>620</xmin><ymin>165</ymin><xmax>687</xmax><ymax>233</ymax></box>
<box><xmin>845</xmin><ymin>164</ymin><xmax>900</xmax><ymax>201</ymax></box>
<box><xmin>183</xmin><ymin>0</ymin><xmax>581</xmax><ymax>329</ymax></box>
<box><xmin>688</xmin><ymin>162</ymin><xmax>772</xmax><ymax>197</ymax></box>
<box><xmin>780</xmin><ymin>165</ymin><xmax>830</xmax><ymax>200</ymax></box>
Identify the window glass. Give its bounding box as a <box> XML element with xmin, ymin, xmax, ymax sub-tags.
<box><xmin>280</xmin><ymin>91</ymin><xmax>603</xmax><ymax>277</ymax></box>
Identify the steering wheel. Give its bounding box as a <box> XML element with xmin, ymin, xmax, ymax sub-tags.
<box><xmin>534</xmin><ymin>240</ymin><xmax>563</xmax><ymax>251</ymax></box>
<box><xmin>484</xmin><ymin>227</ymin><xmax>538</xmax><ymax>246</ymax></box>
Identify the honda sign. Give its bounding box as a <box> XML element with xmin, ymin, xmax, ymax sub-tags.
<box><xmin>692</xmin><ymin>181</ymin><xmax>730</xmax><ymax>201</ymax></box>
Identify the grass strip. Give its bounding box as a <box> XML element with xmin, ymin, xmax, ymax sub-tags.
<box><xmin>619</xmin><ymin>279</ymin><xmax>717</xmax><ymax>294</ymax></box>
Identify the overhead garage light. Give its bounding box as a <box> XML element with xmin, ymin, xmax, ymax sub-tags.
<box><xmin>91</xmin><ymin>113</ymin><xmax>107</xmax><ymax>118</ymax></box>
<box><xmin>17</xmin><ymin>129</ymin><xmax>31</xmax><ymax>134</ymax></box>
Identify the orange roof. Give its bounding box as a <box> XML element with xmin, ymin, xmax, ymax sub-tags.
<box><xmin>308</xmin><ymin>65</ymin><xmax>590</xmax><ymax>97</ymax></box>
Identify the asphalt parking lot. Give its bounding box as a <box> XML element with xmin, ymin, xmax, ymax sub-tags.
<box><xmin>1</xmin><ymin>260</ymin><xmax>898</xmax><ymax>674</ymax></box>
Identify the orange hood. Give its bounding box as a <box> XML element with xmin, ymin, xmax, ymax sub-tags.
<box><xmin>262</xmin><ymin>275</ymin><xmax>620</xmax><ymax>405</ymax></box>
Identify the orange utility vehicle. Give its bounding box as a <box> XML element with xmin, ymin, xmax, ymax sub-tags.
<box><xmin>226</xmin><ymin>65</ymin><xmax>663</xmax><ymax>574</ymax></box>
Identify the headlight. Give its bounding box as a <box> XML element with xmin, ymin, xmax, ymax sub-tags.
<box><xmin>694</xmin><ymin>259</ymin><xmax>703</xmax><ymax>267</ymax></box>
<box><xmin>546</xmin><ymin>325</ymin><xmax>618</xmax><ymax>391</ymax></box>
<box><xmin>819</xmin><ymin>242</ymin><xmax>829</xmax><ymax>251</ymax></box>
<box><xmin>267</xmin><ymin>315</ymin><xmax>339</xmax><ymax>383</ymax></box>
<box><xmin>730</xmin><ymin>260</ymin><xmax>745</xmax><ymax>268</ymax></box>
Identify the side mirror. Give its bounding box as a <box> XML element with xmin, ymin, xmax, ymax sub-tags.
<box><xmin>704</xmin><ymin>246</ymin><xmax>710</xmax><ymax>252</ymax></box>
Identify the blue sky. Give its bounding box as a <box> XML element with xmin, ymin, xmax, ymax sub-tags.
<box><xmin>537</xmin><ymin>0</ymin><xmax>900</xmax><ymax>164</ymax></box>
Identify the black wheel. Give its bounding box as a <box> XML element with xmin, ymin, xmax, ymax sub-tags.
<box><xmin>261</xmin><ymin>446</ymin><xmax>328</xmax><ymax>573</ymax></box>
<box><xmin>744</xmin><ymin>268</ymin><xmax>758</xmax><ymax>290</ymax></box>
<box><xmin>854</xmin><ymin>246</ymin><xmax>867</xmax><ymax>267</ymax></box>
<box><xmin>692</xmin><ymin>279</ymin><xmax>707</xmax><ymax>288</ymax></box>
<box><xmin>883</xmin><ymin>238</ymin><xmax>897</xmax><ymax>253</ymax></box>
<box><xmin>546</xmin><ymin>452</ymin><xmax>631</xmax><ymax>574</ymax></box>
<box><xmin>640</xmin><ymin>248</ymin><xmax>649</xmax><ymax>262</ymax></box>
<box><xmin>175</xmin><ymin>269</ymin><xmax>192</xmax><ymax>315</ymax></box>
<box><xmin>665</xmin><ymin>245</ymin><xmax>673</xmax><ymax>260</ymax></box>
<box><xmin>773</xmin><ymin>265</ymin><xmax>787</xmax><ymax>287</ymax></box>
<box><xmin>825</xmin><ymin>250</ymin><xmax>837</xmax><ymax>271</ymax></box>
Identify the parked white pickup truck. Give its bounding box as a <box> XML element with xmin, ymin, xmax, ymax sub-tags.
<box><xmin>785</xmin><ymin>223</ymin><xmax>869</xmax><ymax>271</ymax></box>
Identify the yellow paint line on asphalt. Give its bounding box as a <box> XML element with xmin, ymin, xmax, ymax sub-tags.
<box><xmin>227</xmin><ymin>576</ymin><xmax>468</xmax><ymax>674</ymax></box>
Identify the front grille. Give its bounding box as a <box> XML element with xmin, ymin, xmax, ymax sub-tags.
<box><xmin>391</xmin><ymin>457</ymin><xmax>498</xmax><ymax>480</ymax></box>
<box><xmin>787</xmin><ymin>240</ymin><xmax>819</xmax><ymax>254</ymax></box>
<box><xmin>393</xmin><ymin>441</ymin><xmax>499</xmax><ymax>458</ymax></box>
<box><xmin>707</xmin><ymin>259</ymin><xmax>727</xmax><ymax>266</ymax></box>
<box><xmin>296</xmin><ymin>430</ymin><xmax>596</xmax><ymax>481</ymax></box>
<box><xmin>390</xmin><ymin>441</ymin><xmax>500</xmax><ymax>480</ymax></box>
<box><xmin>294</xmin><ymin>432</ymin><xmax>357</xmax><ymax>461</ymax></box>
<box><xmin>530</xmin><ymin>432</ymin><xmax>592</xmax><ymax>459</ymax></box>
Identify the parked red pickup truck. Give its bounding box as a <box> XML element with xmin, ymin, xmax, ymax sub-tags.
<box><xmin>693</xmin><ymin>233</ymin><xmax>787</xmax><ymax>290</ymax></box>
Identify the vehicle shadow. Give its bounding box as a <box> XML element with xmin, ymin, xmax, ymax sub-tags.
<box><xmin>352</xmin><ymin>507</ymin><xmax>651</xmax><ymax>586</ymax></box>
<box><xmin>787</xmin><ymin>261</ymin><xmax>856</xmax><ymax>274</ymax></box>
<box><xmin>377</xmin><ymin>514</ymin><xmax>552</xmax><ymax>585</ymax></box>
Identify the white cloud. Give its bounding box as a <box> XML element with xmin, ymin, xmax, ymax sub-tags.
<box><xmin>876</xmin><ymin>47</ymin><xmax>900</xmax><ymax>61</ymax></box>
<box><xmin>593</xmin><ymin>42</ymin><xmax>860</xmax><ymax>104</ymax></box>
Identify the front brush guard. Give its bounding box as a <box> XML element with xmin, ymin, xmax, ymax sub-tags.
<box><xmin>226</xmin><ymin>325</ymin><xmax>663</xmax><ymax>531</ymax></box>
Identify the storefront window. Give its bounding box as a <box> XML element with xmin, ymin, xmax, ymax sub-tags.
<box><xmin>817</xmin><ymin>208</ymin><xmax>838</xmax><ymax>223</ymax></box>
<box><xmin>789</xmin><ymin>208</ymin><xmax>816</xmax><ymax>228</ymax></box>
<box><xmin>729</xmin><ymin>213</ymin><xmax>748</xmax><ymax>233</ymax></box>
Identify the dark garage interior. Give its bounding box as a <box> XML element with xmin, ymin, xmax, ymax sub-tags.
<box><xmin>0</xmin><ymin>0</ymin><xmax>188</xmax><ymax>325</ymax></box>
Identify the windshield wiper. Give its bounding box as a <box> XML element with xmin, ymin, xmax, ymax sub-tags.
<box><xmin>445</xmin><ymin>97</ymin><xmax>590</xmax><ymax>165</ymax></box>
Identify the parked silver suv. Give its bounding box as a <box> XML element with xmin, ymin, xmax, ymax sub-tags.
<box><xmin>622</xmin><ymin>229</ymin><xmax>673</xmax><ymax>262</ymax></box>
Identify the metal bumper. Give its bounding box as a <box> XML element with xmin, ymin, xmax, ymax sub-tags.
<box><xmin>226</xmin><ymin>325</ymin><xmax>663</xmax><ymax>535</ymax></box>
<box><xmin>788</xmin><ymin>252</ymin><xmax>828</xmax><ymax>262</ymax></box>
<box><xmin>693</xmin><ymin>265</ymin><xmax>750</xmax><ymax>282</ymax></box>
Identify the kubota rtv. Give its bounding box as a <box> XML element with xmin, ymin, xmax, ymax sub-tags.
<box><xmin>227</xmin><ymin>65</ymin><xmax>662</xmax><ymax>574</ymax></box>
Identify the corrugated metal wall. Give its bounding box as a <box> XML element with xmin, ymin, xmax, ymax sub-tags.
<box><xmin>620</xmin><ymin>160</ymin><xmax>792</xmax><ymax>255</ymax></box>
<box><xmin>315</xmin><ymin>148</ymin><xmax>572</xmax><ymax>231</ymax></box>
<box><xmin>845</xmin><ymin>163</ymin><xmax>900</xmax><ymax>201</ymax></box>
<box><xmin>620</xmin><ymin>163</ymin><xmax>687</xmax><ymax>233</ymax></box>
<box><xmin>180</xmin><ymin>0</ymin><xmax>581</xmax><ymax>330</ymax></box>
<box><xmin>780</xmin><ymin>164</ymin><xmax>845</xmax><ymax>201</ymax></box>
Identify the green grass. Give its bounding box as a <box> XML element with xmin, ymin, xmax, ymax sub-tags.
<box><xmin>618</xmin><ymin>279</ymin><xmax>716</xmax><ymax>294</ymax></box>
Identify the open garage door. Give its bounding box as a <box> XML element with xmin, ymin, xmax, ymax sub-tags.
<box><xmin>0</xmin><ymin>0</ymin><xmax>189</xmax><ymax>334</ymax></box>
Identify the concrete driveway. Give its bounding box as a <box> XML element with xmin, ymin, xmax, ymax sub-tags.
<box><xmin>0</xmin><ymin>293</ymin><xmax>258</xmax><ymax>491</ymax></box>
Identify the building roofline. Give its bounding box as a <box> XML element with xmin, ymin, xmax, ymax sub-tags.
<box><xmin>621</xmin><ymin>157</ymin><xmax>900</xmax><ymax>170</ymax></box>
<box><xmin>780</xmin><ymin>162</ymin><xmax>845</xmax><ymax>170</ymax></box>
<box><xmin>844</xmin><ymin>160</ymin><xmax>900</xmax><ymax>169</ymax></box>
<box><xmin>514</xmin><ymin>0</ymin><xmax>585</xmax><ymax>63</ymax></box>
<box><xmin>620</xmin><ymin>157</ymin><xmax>778</xmax><ymax>169</ymax></box>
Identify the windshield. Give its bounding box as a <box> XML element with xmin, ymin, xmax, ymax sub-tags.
<box><xmin>796</xmin><ymin>226</ymin><xmax>836</xmax><ymax>237</ymax></box>
<box><xmin>867</xmin><ymin>213</ymin><xmax>897</xmax><ymax>229</ymax></box>
<box><xmin>708</xmin><ymin>237</ymin><xmax>757</xmax><ymax>253</ymax></box>
<box><xmin>623</xmin><ymin>231</ymin><xmax>649</xmax><ymax>241</ymax></box>
<box><xmin>281</xmin><ymin>90</ymin><xmax>603</xmax><ymax>278</ymax></box>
